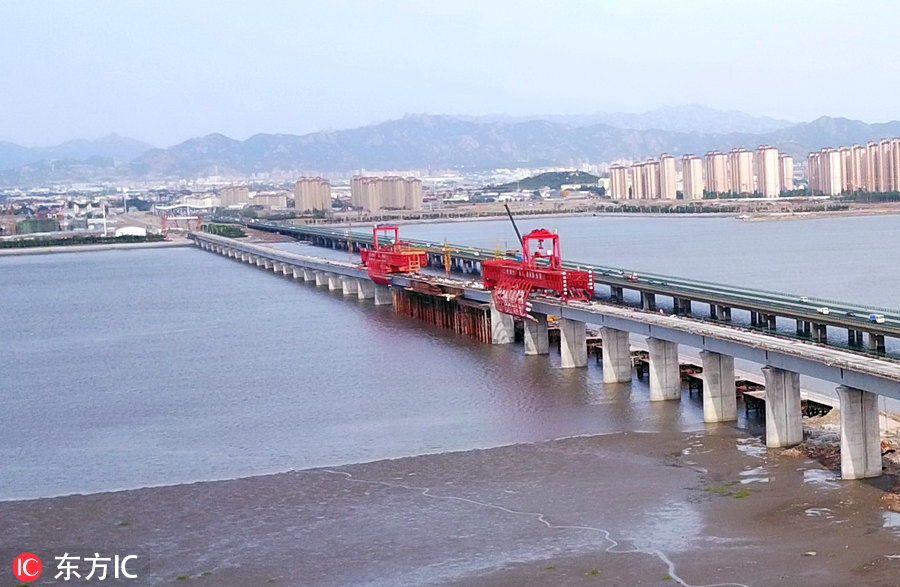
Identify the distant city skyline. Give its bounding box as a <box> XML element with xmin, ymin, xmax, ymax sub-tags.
<box><xmin>5</xmin><ymin>1</ymin><xmax>900</xmax><ymax>146</ymax></box>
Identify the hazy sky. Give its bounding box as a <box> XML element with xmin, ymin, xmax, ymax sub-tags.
<box><xmin>3</xmin><ymin>0</ymin><xmax>900</xmax><ymax>147</ymax></box>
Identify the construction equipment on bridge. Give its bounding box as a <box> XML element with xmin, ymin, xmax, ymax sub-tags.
<box><xmin>162</xmin><ymin>214</ymin><xmax>202</xmax><ymax>235</ymax></box>
<box><xmin>360</xmin><ymin>225</ymin><xmax>428</xmax><ymax>285</ymax></box>
<box><xmin>482</xmin><ymin>227</ymin><xmax>594</xmax><ymax>319</ymax></box>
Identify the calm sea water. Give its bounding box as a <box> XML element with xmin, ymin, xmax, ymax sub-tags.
<box><xmin>3</xmin><ymin>214</ymin><xmax>896</xmax><ymax>500</ymax></box>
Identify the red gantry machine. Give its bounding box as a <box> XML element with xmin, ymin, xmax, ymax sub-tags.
<box><xmin>360</xmin><ymin>225</ymin><xmax>429</xmax><ymax>284</ymax></box>
<box><xmin>482</xmin><ymin>206</ymin><xmax>594</xmax><ymax>319</ymax></box>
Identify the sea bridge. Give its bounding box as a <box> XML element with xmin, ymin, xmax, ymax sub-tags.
<box><xmin>247</xmin><ymin>221</ymin><xmax>899</xmax><ymax>355</ymax></box>
<box><xmin>190</xmin><ymin>228</ymin><xmax>900</xmax><ymax>482</ymax></box>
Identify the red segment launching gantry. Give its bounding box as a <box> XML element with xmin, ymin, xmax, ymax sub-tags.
<box><xmin>482</xmin><ymin>229</ymin><xmax>594</xmax><ymax>319</ymax></box>
<box><xmin>359</xmin><ymin>225</ymin><xmax>428</xmax><ymax>285</ymax></box>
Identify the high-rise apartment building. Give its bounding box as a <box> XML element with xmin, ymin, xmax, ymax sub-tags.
<box><xmin>293</xmin><ymin>177</ymin><xmax>332</xmax><ymax>212</ymax></box>
<box><xmin>351</xmin><ymin>176</ymin><xmax>424</xmax><ymax>211</ymax></box>
<box><xmin>642</xmin><ymin>160</ymin><xmax>661</xmax><ymax>199</ymax></box>
<box><xmin>779</xmin><ymin>154</ymin><xmax>794</xmax><ymax>192</ymax></box>
<box><xmin>808</xmin><ymin>137</ymin><xmax>900</xmax><ymax>195</ymax></box>
<box><xmin>756</xmin><ymin>146</ymin><xmax>780</xmax><ymax>197</ymax></box>
<box><xmin>219</xmin><ymin>186</ymin><xmax>250</xmax><ymax>207</ymax></box>
<box><xmin>728</xmin><ymin>148</ymin><xmax>754</xmax><ymax>194</ymax></box>
<box><xmin>681</xmin><ymin>155</ymin><xmax>704</xmax><ymax>200</ymax></box>
<box><xmin>631</xmin><ymin>163</ymin><xmax>646</xmax><ymax>199</ymax></box>
<box><xmin>609</xmin><ymin>164</ymin><xmax>629</xmax><ymax>199</ymax></box>
<box><xmin>659</xmin><ymin>154</ymin><xmax>677</xmax><ymax>199</ymax></box>
<box><xmin>879</xmin><ymin>139</ymin><xmax>893</xmax><ymax>192</ymax></box>
<box><xmin>704</xmin><ymin>151</ymin><xmax>730</xmax><ymax>194</ymax></box>
<box><xmin>865</xmin><ymin>141</ymin><xmax>878</xmax><ymax>192</ymax></box>
<box><xmin>848</xmin><ymin>145</ymin><xmax>865</xmax><ymax>191</ymax></box>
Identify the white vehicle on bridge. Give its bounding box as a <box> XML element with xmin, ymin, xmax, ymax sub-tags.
<box><xmin>869</xmin><ymin>313</ymin><xmax>886</xmax><ymax>324</ymax></box>
<box><xmin>816</xmin><ymin>307</ymin><xmax>830</xmax><ymax>315</ymax></box>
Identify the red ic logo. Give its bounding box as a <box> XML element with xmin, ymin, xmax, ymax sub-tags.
<box><xmin>12</xmin><ymin>552</ymin><xmax>43</xmax><ymax>582</ymax></box>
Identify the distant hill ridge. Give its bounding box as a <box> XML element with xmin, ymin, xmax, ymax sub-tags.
<box><xmin>4</xmin><ymin>108</ymin><xmax>900</xmax><ymax>185</ymax></box>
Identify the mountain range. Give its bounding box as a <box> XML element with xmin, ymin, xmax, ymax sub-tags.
<box><xmin>4</xmin><ymin>106</ymin><xmax>900</xmax><ymax>185</ymax></box>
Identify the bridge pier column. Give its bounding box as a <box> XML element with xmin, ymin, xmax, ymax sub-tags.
<box><xmin>524</xmin><ymin>313</ymin><xmax>549</xmax><ymax>355</ymax></box>
<box><xmin>373</xmin><ymin>284</ymin><xmax>392</xmax><ymax>306</ymax></box>
<box><xmin>750</xmin><ymin>311</ymin><xmax>759</xmax><ymax>327</ymax></box>
<box><xmin>292</xmin><ymin>266</ymin><xmax>302</xmax><ymax>279</ymax></box>
<box><xmin>610</xmin><ymin>286</ymin><xmax>624</xmax><ymax>303</ymax></box>
<box><xmin>761</xmin><ymin>366</ymin><xmax>802</xmax><ymax>448</ymax></box>
<box><xmin>812</xmin><ymin>323</ymin><xmax>828</xmax><ymax>343</ymax></box>
<box><xmin>255</xmin><ymin>256</ymin><xmax>265</xmax><ymax>267</ymax></box>
<box><xmin>766</xmin><ymin>314</ymin><xmax>777</xmax><ymax>330</ymax></box>
<box><xmin>646</xmin><ymin>338</ymin><xmax>680</xmax><ymax>401</ymax></box>
<box><xmin>327</xmin><ymin>273</ymin><xmax>342</xmax><ymax>291</ymax></box>
<box><xmin>490</xmin><ymin>303</ymin><xmax>515</xmax><ymax>345</ymax></box>
<box><xmin>835</xmin><ymin>386</ymin><xmax>882</xmax><ymax>479</ymax></box>
<box><xmin>641</xmin><ymin>292</ymin><xmax>656</xmax><ymax>310</ymax></box>
<box><xmin>719</xmin><ymin>306</ymin><xmax>732</xmax><ymax>321</ymax></box>
<box><xmin>559</xmin><ymin>318</ymin><xmax>587</xmax><ymax>367</ymax></box>
<box><xmin>314</xmin><ymin>271</ymin><xmax>327</xmax><ymax>287</ymax></box>
<box><xmin>282</xmin><ymin>264</ymin><xmax>292</xmax><ymax>276</ymax></box>
<box><xmin>847</xmin><ymin>329</ymin><xmax>864</xmax><ymax>347</ymax></box>
<box><xmin>868</xmin><ymin>333</ymin><xmax>885</xmax><ymax>354</ymax></box>
<box><xmin>709</xmin><ymin>304</ymin><xmax>718</xmax><ymax>319</ymax></box>
<box><xmin>600</xmin><ymin>327</ymin><xmax>631</xmax><ymax>383</ymax></box>
<box><xmin>341</xmin><ymin>276</ymin><xmax>359</xmax><ymax>296</ymax></box>
<box><xmin>796</xmin><ymin>320</ymin><xmax>810</xmax><ymax>336</ymax></box>
<box><xmin>241</xmin><ymin>252</ymin><xmax>250</xmax><ymax>263</ymax></box>
<box><xmin>271</xmin><ymin>261</ymin><xmax>282</xmax><ymax>273</ymax></box>
<box><xmin>303</xmin><ymin>268</ymin><xmax>316</xmax><ymax>282</ymax></box>
<box><xmin>675</xmin><ymin>298</ymin><xmax>692</xmax><ymax>314</ymax></box>
<box><xmin>700</xmin><ymin>350</ymin><xmax>737</xmax><ymax>422</ymax></box>
<box><xmin>358</xmin><ymin>280</ymin><xmax>375</xmax><ymax>300</ymax></box>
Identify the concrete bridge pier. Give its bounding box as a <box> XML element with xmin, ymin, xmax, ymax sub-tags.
<box><xmin>761</xmin><ymin>366</ymin><xmax>802</xmax><ymax>448</ymax></box>
<box><xmin>282</xmin><ymin>264</ymin><xmax>292</xmax><ymax>276</ymax></box>
<box><xmin>600</xmin><ymin>327</ymin><xmax>631</xmax><ymax>383</ymax></box>
<box><xmin>314</xmin><ymin>271</ymin><xmax>328</xmax><ymax>287</ymax></box>
<box><xmin>674</xmin><ymin>298</ymin><xmax>692</xmax><ymax>315</ymax></box>
<box><xmin>646</xmin><ymin>337</ymin><xmax>681</xmax><ymax>401</ymax></box>
<box><xmin>765</xmin><ymin>314</ymin><xmax>777</xmax><ymax>331</ymax></box>
<box><xmin>292</xmin><ymin>267</ymin><xmax>302</xmax><ymax>279</ymax></box>
<box><xmin>847</xmin><ymin>329</ymin><xmax>864</xmax><ymax>347</ymax></box>
<box><xmin>255</xmin><ymin>256</ymin><xmax>265</xmax><ymax>268</ymax></box>
<box><xmin>718</xmin><ymin>306</ymin><xmax>732</xmax><ymax>321</ymax></box>
<box><xmin>868</xmin><ymin>333</ymin><xmax>886</xmax><ymax>354</ymax></box>
<box><xmin>641</xmin><ymin>292</ymin><xmax>656</xmax><ymax>310</ymax></box>
<box><xmin>559</xmin><ymin>318</ymin><xmax>587</xmax><ymax>367</ymax></box>
<box><xmin>524</xmin><ymin>313</ymin><xmax>549</xmax><ymax>355</ymax></box>
<box><xmin>490</xmin><ymin>303</ymin><xmax>515</xmax><ymax>344</ymax></box>
<box><xmin>271</xmin><ymin>261</ymin><xmax>283</xmax><ymax>273</ymax></box>
<box><xmin>750</xmin><ymin>311</ymin><xmax>759</xmax><ymax>327</ymax></box>
<box><xmin>373</xmin><ymin>284</ymin><xmax>392</xmax><ymax>306</ymax></box>
<box><xmin>303</xmin><ymin>268</ymin><xmax>316</xmax><ymax>282</ymax></box>
<box><xmin>700</xmin><ymin>350</ymin><xmax>737</xmax><ymax>421</ymax></box>
<box><xmin>241</xmin><ymin>252</ymin><xmax>250</xmax><ymax>263</ymax></box>
<box><xmin>342</xmin><ymin>276</ymin><xmax>359</xmax><ymax>296</ymax></box>
<box><xmin>610</xmin><ymin>286</ymin><xmax>624</xmax><ymax>303</ymax></box>
<box><xmin>812</xmin><ymin>323</ymin><xmax>828</xmax><ymax>343</ymax></box>
<box><xmin>357</xmin><ymin>280</ymin><xmax>375</xmax><ymax>300</ymax></box>
<box><xmin>796</xmin><ymin>320</ymin><xmax>811</xmax><ymax>336</ymax></box>
<box><xmin>835</xmin><ymin>385</ymin><xmax>882</xmax><ymax>479</ymax></box>
<box><xmin>327</xmin><ymin>273</ymin><xmax>342</xmax><ymax>291</ymax></box>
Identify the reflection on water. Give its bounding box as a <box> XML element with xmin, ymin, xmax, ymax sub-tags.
<box><xmin>1</xmin><ymin>247</ymin><xmax>766</xmax><ymax>500</ymax></box>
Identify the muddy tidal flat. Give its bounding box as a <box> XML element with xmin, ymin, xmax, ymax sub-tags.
<box><xmin>3</xmin><ymin>429</ymin><xmax>898</xmax><ymax>586</ymax></box>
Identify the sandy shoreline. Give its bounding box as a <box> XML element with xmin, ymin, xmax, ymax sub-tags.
<box><xmin>2</xmin><ymin>429</ymin><xmax>897</xmax><ymax>586</ymax></box>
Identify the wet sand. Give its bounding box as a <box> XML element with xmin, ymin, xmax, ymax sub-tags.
<box><xmin>2</xmin><ymin>429</ymin><xmax>898</xmax><ymax>586</ymax></box>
